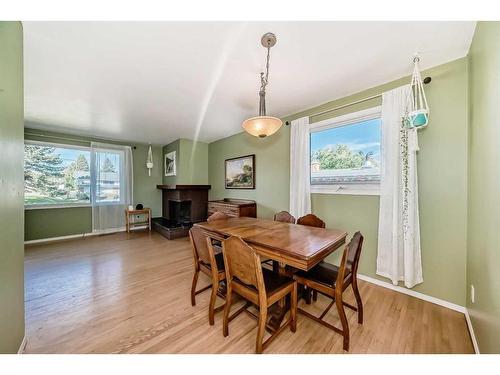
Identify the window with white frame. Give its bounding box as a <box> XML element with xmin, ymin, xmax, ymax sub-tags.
<box><xmin>24</xmin><ymin>141</ymin><xmax>124</xmax><ymax>208</ymax></box>
<box><xmin>93</xmin><ymin>148</ymin><xmax>124</xmax><ymax>204</ymax></box>
<box><xmin>310</xmin><ymin>107</ymin><xmax>381</xmax><ymax>194</ymax></box>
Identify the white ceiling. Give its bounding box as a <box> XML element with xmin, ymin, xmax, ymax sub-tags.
<box><xmin>23</xmin><ymin>21</ymin><xmax>476</xmax><ymax>145</ymax></box>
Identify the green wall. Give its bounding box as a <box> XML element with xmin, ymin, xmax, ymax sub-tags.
<box><xmin>209</xmin><ymin>58</ymin><xmax>469</xmax><ymax>306</ymax></box>
<box><xmin>208</xmin><ymin>130</ymin><xmax>289</xmax><ymax>219</ymax></box>
<box><xmin>24</xmin><ymin>128</ymin><xmax>164</xmax><ymax>241</ymax></box>
<box><xmin>163</xmin><ymin>138</ymin><xmax>209</xmax><ymax>185</ymax></box>
<box><xmin>162</xmin><ymin>139</ymin><xmax>181</xmax><ymax>185</ymax></box>
<box><xmin>0</xmin><ymin>22</ymin><xmax>25</xmax><ymax>353</ymax></box>
<box><xmin>467</xmin><ymin>22</ymin><xmax>500</xmax><ymax>353</ymax></box>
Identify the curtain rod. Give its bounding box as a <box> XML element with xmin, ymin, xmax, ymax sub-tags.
<box><xmin>25</xmin><ymin>132</ymin><xmax>137</xmax><ymax>149</ymax></box>
<box><xmin>285</xmin><ymin>76</ymin><xmax>432</xmax><ymax>125</ymax></box>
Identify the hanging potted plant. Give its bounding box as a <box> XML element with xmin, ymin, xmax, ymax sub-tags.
<box><xmin>146</xmin><ymin>144</ymin><xmax>154</xmax><ymax>176</ymax></box>
<box><xmin>408</xmin><ymin>55</ymin><xmax>429</xmax><ymax>129</ymax></box>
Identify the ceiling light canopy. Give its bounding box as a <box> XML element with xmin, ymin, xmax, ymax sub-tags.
<box><xmin>242</xmin><ymin>32</ymin><xmax>283</xmax><ymax>138</ymax></box>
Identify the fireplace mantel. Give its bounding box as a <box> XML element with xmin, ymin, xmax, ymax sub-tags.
<box><xmin>156</xmin><ymin>184</ymin><xmax>211</xmax><ymax>190</ymax></box>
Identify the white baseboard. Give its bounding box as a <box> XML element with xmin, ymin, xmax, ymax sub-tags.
<box><xmin>17</xmin><ymin>336</ymin><xmax>27</xmax><ymax>354</ymax></box>
<box><xmin>358</xmin><ymin>274</ymin><xmax>481</xmax><ymax>353</ymax></box>
<box><xmin>358</xmin><ymin>274</ymin><xmax>466</xmax><ymax>313</ymax></box>
<box><xmin>24</xmin><ymin>227</ymin><xmax>127</xmax><ymax>246</ymax></box>
<box><xmin>25</xmin><ymin>232</ymin><xmax>98</xmax><ymax>245</ymax></box>
<box><xmin>464</xmin><ymin>309</ymin><xmax>480</xmax><ymax>354</ymax></box>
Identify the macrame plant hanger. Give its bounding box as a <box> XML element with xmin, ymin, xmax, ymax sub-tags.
<box><xmin>408</xmin><ymin>55</ymin><xmax>430</xmax><ymax>129</ymax></box>
<box><xmin>146</xmin><ymin>144</ymin><xmax>154</xmax><ymax>176</ymax></box>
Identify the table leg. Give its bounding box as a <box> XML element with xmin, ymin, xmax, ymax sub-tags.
<box><xmin>266</xmin><ymin>264</ymin><xmax>307</xmax><ymax>331</ymax></box>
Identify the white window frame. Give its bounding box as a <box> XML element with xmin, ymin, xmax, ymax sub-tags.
<box><xmin>91</xmin><ymin>147</ymin><xmax>126</xmax><ymax>206</ymax></box>
<box><xmin>24</xmin><ymin>140</ymin><xmax>92</xmax><ymax>210</ymax></box>
<box><xmin>310</xmin><ymin>106</ymin><xmax>382</xmax><ymax>196</ymax></box>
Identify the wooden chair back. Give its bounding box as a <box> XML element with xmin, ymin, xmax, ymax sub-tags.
<box><xmin>297</xmin><ymin>214</ymin><xmax>326</xmax><ymax>228</ymax></box>
<box><xmin>335</xmin><ymin>243</ymin><xmax>351</xmax><ymax>292</ymax></box>
<box><xmin>222</xmin><ymin>236</ymin><xmax>263</xmax><ymax>290</ymax></box>
<box><xmin>346</xmin><ymin>231</ymin><xmax>364</xmax><ymax>275</ymax></box>
<box><xmin>207</xmin><ymin>211</ymin><xmax>230</xmax><ymax>221</ymax></box>
<box><xmin>273</xmin><ymin>211</ymin><xmax>296</xmax><ymax>224</ymax></box>
<box><xmin>189</xmin><ymin>226</ymin><xmax>213</xmax><ymax>265</ymax></box>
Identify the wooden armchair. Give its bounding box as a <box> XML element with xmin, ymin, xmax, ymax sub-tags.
<box><xmin>273</xmin><ymin>211</ymin><xmax>296</xmax><ymax>224</ymax></box>
<box><xmin>221</xmin><ymin>236</ymin><xmax>297</xmax><ymax>353</ymax></box>
<box><xmin>189</xmin><ymin>226</ymin><xmax>226</xmax><ymax>325</ymax></box>
<box><xmin>293</xmin><ymin>232</ymin><xmax>364</xmax><ymax>351</ymax></box>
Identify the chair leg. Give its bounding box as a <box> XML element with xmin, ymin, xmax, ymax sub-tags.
<box><xmin>312</xmin><ymin>290</ymin><xmax>318</xmax><ymax>302</ymax></box>
<box><xmin>290</xmin><ymin>283</ymin><xmax>297</xmax><ymax>333</ymax></box>
<box><xmin>208</xmin><ymin>280</ymin><xmax>218</xmax><ymax>325</ymax></box>
<box><xmin>222</xmin><ymin>285</ymin><xmax>232</xmax><ymax>337</ymax></box>
<box><xmin>190</xmin><ymin>270</ymin><xmax>199</xmax><ymax>306</ymax></box>
<box><xmin>256</xmin><ymin>306</ymin><xmax>268</xmax><ymax>354</ymax></box>
<box><xmin>352</xmin><ymin>278</ymin><xmax>363</xmax><ymax>324</ymax></box>
<box><xmin>335</xmin><ymin>294</ymin><xmax>350</xmax><ymax>351</ymax></box>
<box><xmin>272</xmin><ymin>260</ymin><xmax>280</xmax><ymax>273</ymax></box>
<box><xmin>304</xmin><ymin>287</ymin><xmax>312</xmax><ymax>305</ymax></box>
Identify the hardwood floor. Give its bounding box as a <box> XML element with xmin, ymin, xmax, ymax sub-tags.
<box><xmin>24</xmin><ymin>231</ymin><xmax>474</xmax><ymax>354</ymax></box>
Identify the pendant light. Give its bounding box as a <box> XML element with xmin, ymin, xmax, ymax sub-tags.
<box><xmin>242</xmin><ymin>32</ymin><xmax>282</xmax><ymax>138</ymax></box>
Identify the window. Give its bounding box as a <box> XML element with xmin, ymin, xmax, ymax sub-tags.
<box><xmin>24</xmin><ymin>141</ymin><xmax>91</xmax><ymax>207</ymax></box>
<box><xmin>94</xmin><ymin>148</ymin><xmax>124</xmax><ymax>204</ymax></box>
<box><xmin>24</xmin><ymin>141</ymin><xmax>126</xmax><ymax>208</ymax></box>
<box><xmin>310</xmin><ymin>107</ymin><xmax>381</xmax><ymax>195</ymax></box>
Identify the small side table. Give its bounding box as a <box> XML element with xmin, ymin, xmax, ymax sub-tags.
<box><xmin>125</xmin><ymin>208</ymin><xmax>152</xmax><ymax>233</ymax></box>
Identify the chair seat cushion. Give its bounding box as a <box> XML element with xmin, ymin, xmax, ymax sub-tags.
<box><xmin>262</xmin><ymin>268</ymin><xmax>294</xmax><ymax>294</ymax></box>
<box><xmin>295</xmin><ymin>261</ymin><xmax>350</xmax><ymax>287</ymax></box>
<box><xmin>233</xmin><ymin>268</ymin><xmax>294</xmax><ymax>295</ymax></box>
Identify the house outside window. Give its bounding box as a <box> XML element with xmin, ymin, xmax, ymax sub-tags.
<box><xmin>24</xmin><ymin>141</ymin><xmax>92</xmax><ymax>207</ymax></box>
<box><xmin>310</xmin><ymin>106</ymin><xmax>382</xmax><ymax>195</ymax></box>
<box><xmin>24</xmin><ymin>141</ymin><xmax>125</xmax><ymax>208</ymax></box>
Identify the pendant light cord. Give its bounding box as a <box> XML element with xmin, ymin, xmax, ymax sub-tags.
<box><xmin>259</xmin><ymin>42</ymin><xmax>272</xmax><ymax>116</ymax></box>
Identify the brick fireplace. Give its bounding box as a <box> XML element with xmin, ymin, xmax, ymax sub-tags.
<box><xmin>152</xmin><ymin>184</ymin><xmax>211</xmax><ymax>239</ymax></box>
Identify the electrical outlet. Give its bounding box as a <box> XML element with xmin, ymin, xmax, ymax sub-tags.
<box><xmin>471</xmin><ymin>285</ymin><xmax>475</xmax><ymax>304</ymax></box>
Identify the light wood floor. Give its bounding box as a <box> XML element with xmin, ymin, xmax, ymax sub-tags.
<box><xmin>24</xmin><ymin>231</ymin><xmax>474</xmax><ymax>354</ymax></box>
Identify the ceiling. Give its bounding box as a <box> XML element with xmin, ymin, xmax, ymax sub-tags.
<box><xmin>23</xmin><ymin>21</ymin><xmax>476</xmax><ymax>145</ymax></box>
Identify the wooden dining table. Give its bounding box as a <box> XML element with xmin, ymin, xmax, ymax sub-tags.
<box><xmin>194</xmin><ymin>216</ymin><xmax>348</xmax><ymax>330</ymax></box>
<box><xmin>195</xmin><ymin>216</ymin><xmax>347</xmax><ymax>271</ymax></box>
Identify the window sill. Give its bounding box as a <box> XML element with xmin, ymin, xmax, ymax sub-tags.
<box><xmin>310</xmin><ymin>185</ymin><xmax>380</xmax><ymax>196</ymax></box>
<box><xmin>25</xmin><ymin>204</ymin><xmax>92</xmax><ymax>210</ymax></box>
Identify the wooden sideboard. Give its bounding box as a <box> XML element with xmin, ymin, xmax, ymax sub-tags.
<box><xmin>208</xmin><ymin>198</ymin><xmax>257</xmax><ymax>218</ymax></box>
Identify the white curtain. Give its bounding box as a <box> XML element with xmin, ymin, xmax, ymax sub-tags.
<box><xmin>376</xmin><ymin>85</ymin><xmax>423</xmax><ymax>288</ymax></box>
<box><xmin>91</xmin><ymin>142</ymin><xmax>133</xmax><ymax>233</ymax></box>
<box><xmin>290</xmin><ymin>116</ymin><xmax>311</xmax><ymax>219</ymax></box>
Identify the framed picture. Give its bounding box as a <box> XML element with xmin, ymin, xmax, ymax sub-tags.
<box><xmin>164</xmin><ymin>151</ymin><xmax>176</xmax><ymax>176</ymax></box>
<box><xmin>225</xmin><ymin>154</ymin><xmax>255</xmax><ymax>189</ymax></box>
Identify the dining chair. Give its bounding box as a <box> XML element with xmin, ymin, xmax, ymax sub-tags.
<box><xmin>189</xmin><ymin>226</ymin><xmax>226</xmax><ymax>325</ymax></box>
<box><xmin>207</xmin><ymin>211</ymin><xmax>230</xmax><ymax>221</ymax></box>
<box><xmin>296</xmin><ymin>213</ymin><xmax>327</xmax><ymax>301</ymax></box>
<box><xmin>293</xmin><ymin>231</ymin><xmax>364</xmax><ymax>351</ymax></box>
<box><xmin>273</xmin><ymin>211</ymin><xmax>296</xmax><ymax>224</ymax></box>
<box><xmin>296</xmin><ymin>213</ymin><xmax>326</xmax><ymax>228</ymax></box>
<box><xmin>221</xmin><ymin>236</ymin><xmax>297</xmax><ymax>354</ymax></box>
<box><xmin>261</xmin><ymin>211</ymin><xmax>297</xmax><ymax>272</ymax></box>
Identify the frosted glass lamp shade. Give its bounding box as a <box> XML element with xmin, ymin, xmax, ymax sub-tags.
<box><xmin>242</xmin><ymin>116</ymin><xmax>282</xmax><ymax>138</ymax></box>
